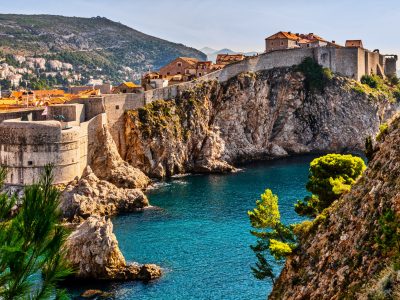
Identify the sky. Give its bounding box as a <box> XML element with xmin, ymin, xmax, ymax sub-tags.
<box><xmin>1</xmin><ymin>0</ymin><xmax>400</xmax><ymax>57</ymax></box>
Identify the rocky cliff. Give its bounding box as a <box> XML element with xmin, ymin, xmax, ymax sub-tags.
<box><xmin>61</xmin><ymin>123</ymin><xmax>161</xmax><ymax>280</ymax></box>
<box><xmin>270</xmin><ymin>113</ymin><xmax>400</xmax><ymax>299</ymax></box>
<box><xmin>124</xmin><ymin>68</ymin><xmax>398</xmax><ymax>178</ymax></box>
<box><xmin>61</xmin><ymin>122</ymin><xmax>151</xmax><ymax>223</ymax></box>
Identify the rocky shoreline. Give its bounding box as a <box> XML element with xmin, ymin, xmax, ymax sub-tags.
<box><xmin>59</xmin><ymin>68</ymin><xmax>398</xmax><ymax>288</ymax></box>
<box><xmin>124</xmin><ymin>68</ymin><xmax>398</xmax><ymax>178</ymax></box>
<box><xmin>59</xmin><ymin>122</ymin><xmax>163</xmax><ymax>284</ymax></box>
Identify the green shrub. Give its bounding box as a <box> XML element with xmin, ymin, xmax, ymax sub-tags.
<box><xmin>376</xmin><ymin>123</ymin><xmax>389</xmax><ymax>142</ymax></box>
<box><xmin>297</xmin><ymin>57</ymin><xmax>332</xmax><ymax>93</ymax></box>
<box><xmin>361</xmin><ymin>75</ymin><xmax>388</xmax><ymax>91</ymax></box>
<box><xmin>295</xmin><ymin>154</ymin><xmax>366</xmax><ymax>217</ymax></box>
<box><xmin>387</xmin><ymin>74</ymin><xmax>400</xmax><ymax>86</ymax></box>
<box><xmin>352</xmin><ymin>85</ymin><xmax>367</xmax><ymax>95</ymax></box>
<box><xmin>361</xmin><ymin>75</ymin><xmax>380</xmax><ymax>89</ymax></box>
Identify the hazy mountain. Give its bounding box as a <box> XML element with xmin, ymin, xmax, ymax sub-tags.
<box><xmin>199</xmin><ymin>47</ymin><xmax>217</xmax><ymax>55</ymax></box>
<box><xmin>201</xmin><ymin>47</ymin><xmax>259</xmax><ymax>62</ymax></box>
<box><xmin>0</xmin><ymin>14</ymin><xmax>206</xmax><ymax>82</ymax></box>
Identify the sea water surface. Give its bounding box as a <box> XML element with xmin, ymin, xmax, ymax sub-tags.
<box><xmin>69</xmin><ymin>155</ymin><xmax>314</xmax><ymax>299</ymax></box>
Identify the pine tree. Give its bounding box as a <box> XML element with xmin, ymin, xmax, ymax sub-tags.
<box><xmin>0</xmin><ymin>165</ymin><xmax>72</xmax><ymax>300</ymax></box>
<box><xmin>248</xmin><ymin>189</ymin><xmax>296</xmax><ymax>283</ymax></box>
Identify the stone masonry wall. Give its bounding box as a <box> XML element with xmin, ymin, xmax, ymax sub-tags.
<box><xmin>0</xmin><ymin>105</ymin><xmax>106</xmax><ymax>185</ymax></box>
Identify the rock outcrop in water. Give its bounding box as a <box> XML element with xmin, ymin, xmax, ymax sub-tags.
<box><xmin>65</xmin><ymin>215</ymin><xmax>162</xmax><ymax>281</ymax></box>
<box><xmin>270</xmin><ymin>113</ymin><xmax>400</xmax><ymax>299</ymax></box>
<box><xmin>60</xmin><ymin>166</ymin><xmax>149</xmax><ymax>223</ymax></box>
<box><xmin>124</xmin><ymin>68</ymin><xmax>398</xmax><ymax>178</ymax></box>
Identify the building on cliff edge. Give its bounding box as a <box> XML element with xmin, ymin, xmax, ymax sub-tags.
<box><xmin>265</xmin><ymin>31</ymin><xmax>397</xmax><ymax>80</ymax></box>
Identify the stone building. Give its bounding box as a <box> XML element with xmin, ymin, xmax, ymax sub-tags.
<box><xmin>159</xmin><ymin>57</ymin><xmax>199</xmax><ymax>78</ymax></box>
<box><xmin>345</xmin><ymin>40</ymin><xmax>364</xmax><ymax>48</ymax></box>
<box><xmin>113</xmin><ymin>82</ymin><xmax>143</xmax><ymax>94</ymax></box>
<box><xmin>69</xmin><ymin>84</ymin><xmax>112</xmax><ymax>95</ymax></box>
<box><xmin>141</xmin><ymin>72</ymin><xmax>169</xmax><ymax>90</ymax></box>
<box><xmin>264</xmin><ymin>31</ymin><xmax>397</xmax><ymax>80</ymax></box>
<box><xmin>265</xmin><ymin>31</ymin><xmax>301</xmax><ymax>52</ymax></box>
<box><xmin>157</xmin><ymin>57</ymin><xmax>224</xmax><ymax>85</ymax></box>
<box><xmin>216</xmin><ymin>54</ymin><xmax>246</xmax><ymax>65</ymax></box>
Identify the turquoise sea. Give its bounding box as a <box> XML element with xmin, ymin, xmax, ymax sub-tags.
<box><xmin>69</xmin><ymin>155</ymin><xmax>314</xmax><ymax>299</ymax></box>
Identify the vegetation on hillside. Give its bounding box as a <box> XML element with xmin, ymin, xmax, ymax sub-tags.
<box><xmin>0</xmin><ymin>14</ymin><xmax>206</xmax><ymax>84</ymax></box>
<box><xmin>248</xmin><ymin>154</ymin><xmax>366</xmax><ymax>283</ymax></box>
<box><xmin>0</xmin><ymin>166</ymin><xmax>72</xmax><ymax>299</ymax></box>
<box><xmin>248</xmin><ymin>190</ymin><xmax>296</xmax><ymax>283</ymax></box>
<box><xmin>297</xmin><ymin>57</ymin><xmax>333</xmax><ymax>93</ymax></box>
<box><xmin>295</xmin><ymin>154</ymin><xmax>366</xmax><ymax>217</ymax></box>
<box><xmin>352</xmin><ymin>74</ymin><xmax>400</xmax><ymax>103</ymax></box>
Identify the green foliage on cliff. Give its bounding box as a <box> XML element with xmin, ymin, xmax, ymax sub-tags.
<box><xmin>361</xmin><ymin>75</ymin><xmax>381</xmax><ymax>89</ymax></box>
<box><xmin>0</xmin><ymin>166</ymin><xmax>72</xmax><ymax>300</ymax></box>
<box><xmin>295</xmin><ymin>154</ymin><xmax>366</xmax><ymax>217</ymax></box>
<box><xmin>376</xmin><ymin>123</ymin><xmax>389</xmax><ymax>142</ymax></box>
<box><xmin>297</xmin><ymin>57</ymin><xmax>332</xmax><ymax>93</ymax></box>
<box><xmin>248</xmin><ymin>189</ymin><xmax>296</xmax><ymax>283</ymax></box>
<box><xmin>375</xmin><ymin>209</ymin><xmax>400</xmax><ymax>265</ymax></box>
<box><xmin>357</xmin><ymin>74</ymin><xmax>400</xmax><ymax>103</ymax></box>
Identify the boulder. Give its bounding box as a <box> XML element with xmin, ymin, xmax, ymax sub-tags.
<box><xmin>65</xmin><ymin>215</ymin><xmax>162</xmax><ymax>281</ymax></box>
<box><xmin>60</xmin><ymin>166</ymin><xmax>149</xmax><ymax>223</ymax></box>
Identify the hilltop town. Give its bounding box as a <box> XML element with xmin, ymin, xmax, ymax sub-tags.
<box><xmin>0</xmin><ymin>30</ymin><xmax>397</xmax><ymax>111</ymax></box>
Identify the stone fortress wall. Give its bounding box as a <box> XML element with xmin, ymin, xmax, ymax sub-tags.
<box><xmin>0</xmin><ymin>46</ymin><xmax>396</xmax><ymax>185</ymax></box>
<box><xmin>0</xmin><ymin>104</ymin><xmax>107</xmax><ymax>185</ymax></box>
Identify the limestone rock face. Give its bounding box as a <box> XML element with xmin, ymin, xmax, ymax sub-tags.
<box><xmin>89</xmin><ymin>123</ymin><xmax>150</xmax><ymax>189</ymax></box>
<box><xmin>60</xmin><ymin>166</ymin><xmax>149</xmax><ymax>223</ymax></box>
<box><xmin>65</xmin><ymin>215</ymin><xmax>162</xmax><ymax>281</ymax></box>
<box><xmin>124</xmin><ymin>68</ymin><xmax>398</xmax><ymax>178</ymax></box>
<box><xmin>270</xmin><ymin>114</ymin><xmax>400</xmax><ymax>299</ymax></box>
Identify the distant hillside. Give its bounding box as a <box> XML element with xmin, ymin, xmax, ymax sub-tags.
<box><xmin>0</xmin><ymin>14</ymin><xmax>206</xmax><ymax>83</ymax></box>
<box><xmin>200</xmin><ymin>47</ymin><xmax>258</xmax><ymax>62</ymax></box>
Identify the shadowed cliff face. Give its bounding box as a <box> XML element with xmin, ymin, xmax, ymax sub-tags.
<box><xmin>124</xmin><ymin>67</ymin><xmax>398</xmax><ymax>178</ymax></box>
<box><xmin>270</xmin><ymin>113</ymin><xmax>400</xmax><ymax>299</ymax></box>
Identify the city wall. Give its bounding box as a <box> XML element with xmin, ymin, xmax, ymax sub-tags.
<box><xmin>0</xmin><ymin>103</ymin><xmax>107</xmax><ymax>185</ymax></box>
<box><xmin>0</xmin><ymin>46</ymin><xmax>396</xmax><ymax>185</ymax></box>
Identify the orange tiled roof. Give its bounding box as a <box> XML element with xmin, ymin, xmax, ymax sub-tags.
<box><xmin>179</xmin><ymin>57</ymin><xmax>199</xmax><ymax>66</ymax></box>
<box><xmin>32</xmin><ymin>90</ymin><xmax>65</xmax><ymax>97</ymax></box>
<box><xmin>121</xmin><ymin>82</ymin><xmax>140</xmax><ymax>88</ymax></box>
<box><xmin>266</xmin><ymin>31</ymin><xmax>300</xmax><ymax>41</ymax></box>
<box><xmin>266</xmin><ymin>31</ymin><xmax>328</xmax><ymax>43</ymax></box>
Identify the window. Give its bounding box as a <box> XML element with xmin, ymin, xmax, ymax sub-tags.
<box><xmin>28</xmin><ymin>161</ymin><xmax>33</xmax><ymax>166</ymax></box>
<box><xmin>177</xmin><ymin>62</ymin><xmax>182</xmax><ymax>67</ymax></box>
<box><xmin>281</xmin><ymin>41</ymin><xmax>284</xmax><ymax>46</ymax></box>
<box><xmin>177</xmin><ymin>72</ymin><xmax>181</xmax><ymax>74</ymax></box>
<box><xmin>116</xmin><ymin>105</ymin><xmax>120</xmax><ymax>110</ymax></box>
<box><xmin>198</xmin><ymin>73</ymin><xmax>202</xmax><ymax>76</ymax></box>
